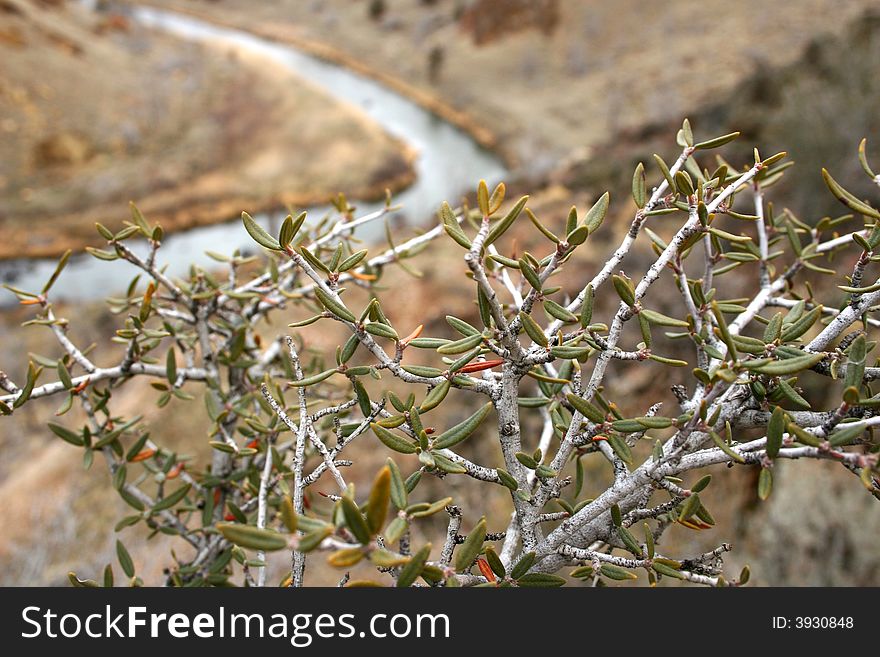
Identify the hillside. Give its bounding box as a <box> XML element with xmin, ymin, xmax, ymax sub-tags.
<box><xmin>0</xmin><ymin>0</ymin><xmax>415</xmax><ymax>259</ymax></box>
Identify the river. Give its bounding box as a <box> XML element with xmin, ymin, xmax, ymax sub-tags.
<box><xmin>0</xmin><ymin>3</ymin><xmax>506</xmax><ymax>303</ymax></box>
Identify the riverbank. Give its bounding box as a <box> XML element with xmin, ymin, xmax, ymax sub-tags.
<box><xmin>0</xmin><ymin>0</ymin><xmax>416</xmax><ymax>260</ymax></box>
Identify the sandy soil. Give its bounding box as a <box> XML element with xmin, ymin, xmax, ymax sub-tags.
<box><xmin>0</xmin><ymin>0</ymin><xmax>415</xmax><ymax>259</ymax></box>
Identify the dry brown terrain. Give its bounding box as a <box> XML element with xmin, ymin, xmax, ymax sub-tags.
<box><xmin>137</xmin><ymin>0</ymin><xmax>877</xmax><ymax>172</ymax></box>
<box><xmin>0</xmin><ymin>0</ymin><xmax>415</xmax><ymax>259</ymax></box>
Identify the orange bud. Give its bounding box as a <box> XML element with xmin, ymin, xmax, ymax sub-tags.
<box><xmin>400</xmin><ymin>324</ymin><xmax>424</xmax><ymax>345</ymax></box>
<box><xmin>129</xmin><ymin>448</ymin><xmax>156</xmax><ymax>463</ymax></box>
<box><xmin>476</xmin><ymin>558</ymin><xmax>496</xmax><ymax>582</ymax></box>
<box><xmin>677</xmin><ymin>518</ymin><xmax>703</xmax><ymax>531</ymax></box>
<box><xmin>460</xmin><ymin>359</ymin><xmax>503</xmax><ymax>373</ymax></box>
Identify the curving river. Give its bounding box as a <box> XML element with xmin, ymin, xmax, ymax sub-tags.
<box><xmin>0</xmin><ymin>4</ymin><xmax>506</xmax><ymax>304</ymax></box>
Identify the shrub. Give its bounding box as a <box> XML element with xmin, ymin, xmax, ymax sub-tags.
<box><xmin>2</xmin><ymin>121</ymin><xmax>879</xmax><ymax>587</ymax></box>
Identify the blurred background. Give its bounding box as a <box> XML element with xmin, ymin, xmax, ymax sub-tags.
<box><xmin>1</xmin><ymin>0</ymin><xmax>879</xmax><ymax>585</ymax></box>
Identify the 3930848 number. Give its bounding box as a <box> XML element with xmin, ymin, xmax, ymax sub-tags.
<box><xmin>794</xmin><ymin>617</ymin><xmax>854</xmax><ymax>629</ymax></box>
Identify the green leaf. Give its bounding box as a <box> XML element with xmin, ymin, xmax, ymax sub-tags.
<box><xmin>397</xmin><ymin>543</ymin><xmax>431</xmax><ymax>587</ymax></box>
<box><xmin>341</xmin><ymin>495</ymin><xmax>371</xmax><ymax>544</ymax></box>
<box><xmin>757</xmin><ymin>468</ymin><xmax>773</xmax><ymax>500</ymax></box>
<box><xmin>488</xmin><ymin>182</ymin><xmax>506</xmax><ymax>214</ymax></box>
<box><xmin>367</xmin><ymin>466</ymin><xmax>391</xmax><ymax>535</ymax></box>
<box><xmin>844</xmin><ymin>335</ymin><xmax>867</xmax><ymax>390</ymax></box>
<box><xmin>485</xmin><ymin>546</ymin><xmax>506</xmax><ymax>578</ymax></box>
<box><xmin>611</xmin><ymin>419</ymin><xmax>644</xmax><ymax>433</ymax></box>
<box><xmin>681</xmin><ymin>118</ymin><xmax>694</xmax><ymax>146</ymax></box>
<box><xmin>636</xmin><ymin>416</ymin><xmax>673</xmax><ymax>429</ymax></box>
<box><xmin>42</xmin><ymin>249</ymin><xmax>72</xmax><ymax>295</ymax></box>
<box><xmin>433</xmin><ymin>403</ymin><xmax>493</xmax><ymax>449</ymax></box>
<box><xmin>859</xmin><ymin>138</ymin><xmax>876</xmax><ymax>178</ymax></box>
<box><xmin>710</xmin><ymin>430</ymin><xmax>745</xmax><ymax>463</ymax></box>
<box><xmin>217</xmin><ymin>523</ymin><xmax>289</xmax><ymax>551</ymax></box>
<box><xmin>766</xmin><ymin>406</ymin><xmax>785</xmax><ymax>459</ymax></box>
<box><xmin>517</xmin><ymin>573</ymin><xmax>566</xmax><ymax>587</ymax></box>
<box><xmin>371</xmin><ymin>423</ymin><xmax>418</xmax><ymax>454</ymax></box>
<box><xmin>612</xmin><ymin>275</ymin><xmax>636</xmax><ymax>307</ymax></box>
<box><xmin>313</xmin><ymin>288</ymin><xmax>356</xmax><ymax>323</ymax></box>
<box><xmin>455</xmin><ymin>517</ymin><xmax>487</xmax><ymax>572</ymax></box>
<box><xmin>776</xmin><ymin>379</ymin><xmax>810</xmax><ymax>410</ymax></box>
<box><xmin>822</xmin><ymin>169</ymin><xmax>880</xmax><ymax>219</ymax></box>
<box><xmin>486</xmin><ymin>195</ymin><xmax>529</xmax><ymax>246</ymax></box>
<box><xmin>640</xmin><ymin>309</ymin><xmax>689</xmax><ymax>328</ymax></box>
<box><xmin>116</xmin><ymin>540</ymin><xmax>135</xmax><ymax>578</ymax></box>
<box><xmin>477</xmin><ymin>179</ymin><xmax>490</xmax><ymax>216</ymax></box>
<box><xmin>152</xmin><ymin>484</ymin><xmax>191</xmax><ymax>513</ymax></box>
<box><xmin>48</xmin><ymin>422</ymin><xmax>84</xmax><ymax>446</ymax></box>
<box><xmin>544</xmin><ymin>300</ymin><xmax>578</xmax><ymax>323</ymax></box>
<box><xmin>68</xmin><ymin>572</ymin><xmax>98</xmax><ymax>588</ymax></box>
<box><xmin>519</xmin><ymin>312</ymin><xmax>549</xmax><ymax>347</ymax></box>
<box><xmin>436</xmin><ymin>333</ymin><xmax>483</xmax><ymax>355</ymax></box>
<box><xmin>165</xmin><ymin>348</ymin><xmax>177</xmax><ymax>386</ymax></box>
<box><xmin>566</xmin><ymin>225</ymin><xmax>589</xmax><ymax>246</ymax></box>
<box><xmin>518</xmin><ymin>258</ymin><xmax>542</xmax><ymax>291</ymax></box>
<box><xmin>13</xmin><ymin>362</ymin><xmax>39</xmax><ymax>409</ymax></box>
<box><xmin>288</xmin><ymin>369</ymin><xmax>336</xmax><ymax>387</ymax></box>
<box><xmin>409</xmin><ymin>496</ymin><xmax>453</xmax><ymax>519</ymax></box>
<box><xmin>600</xmin><ymin>564</ymin><xmax>637</xmax><ymax>581</ymax></box>
<box><xmin>280</xmin><ymin>495</ymin><xmax>298</xmax><ymax>533</ymax></box>
<box><xmin>607</xmin><ymin>434</ymin><xmax>633</xmax><ymax>464</ymax></box>
<box><xmin>446</xmin><ymin>315</ymin><xmax>481</xmax><ymax>337</ymax></box>
<box><xmin>691</xmin><ymin>474</ymin><xmax>712</xmax><ymax>493</ymax></box>
<box><xmin>747</xmin><ymin>352</ymin><xmax>825</xmax><ymax>376</ymax></box>
<box><xmin>693</xmin><ymin>131</ymin><xmax>740</xmax><ymax>150</ymax></box>
<box><xmin>338</xmin><ymin>249</ymin><xmax>369</xmax><ymax>273</ymax></box>
<box><xmin>566</xmin><ymin>393</ymin><xmax>605</xmax><ymax>423</ymax></box>
<box><xmin>652</xmin><ymin>562</ymin><xmax>684</xmax><ymax>579</ymax></box>
<box><xmin>678</xmin><ymin>493</ymin><xmax>701</xmax><ymax>522</ymax></box>
<box><xmin>580</xmin><ymin>285</ymin><xmax>594</xmax><ymax>328</ymax></box>
<box><xmin>85</xmin><ymin>247</ymin><xmax>119</xmax><ymax>261</ymax></box>
<box><xmin>495</xmin><ymin>468</ymin><xmax>519</xmax><ymax>491</ymax></box>
<box><xmin>584</xmin><ymin>192</ymin><xmax>610</xmax><ymax>234</ymax></box>
<box><xmin>632</xmin><ymin>162</ymin><xmax>646</xmax><ymax>209</ymax></box>
<box><xmin>298</xmin><ymin>526</ymin><xmax>334</xmax><ymax>553</ymax></box>
<box><xmin>828</xmin><ymin>422</ymin><xmax>866</xmax><ymax>447</ymax></box>
<box><xmin>675</xmin><ymin>170</ymin><xmax>695</xmax><ymax>197</ymax></box>
<box><xmin>510</xmin><ymin>552</ymin><xmax>536</xmax><ymax>580</ymax></box>
<box><xmin>780</xmin><ymin>305</ymin><xmax>822</xmax><ymax>342</ymax></box>
<box><xmin>787</xmin><ymin>421</ymin><xmax>822</xmax><ymax>447</ymax></box>
<box><xmin>242</xmin><ymin>212</ymin><xmax>282</xmax><ymax>251</ymax></box>
<box><xmin>365</xmin><ymin>322</ymin><xmax>399</xmax><ymax>341</ymax></box>
<box><xmin>440</xmin><ymin>202</ymin><xmax>471</xmax><ymax>249</ymax></box>
<box><xmin>550</xmin><ymin>345</ymin><xmax>592</xmax><ymax>360</ymax></box>
<box><xmin>385</xmin><ymin>458</ymin><xmax>408</xmax><ymax>510</ymax></box>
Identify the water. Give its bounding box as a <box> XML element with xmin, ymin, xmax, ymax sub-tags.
<box><xmin>0</xmin><ymin>4</ymin><xmax>506</xmax><ymax>303</ymax></box>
